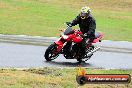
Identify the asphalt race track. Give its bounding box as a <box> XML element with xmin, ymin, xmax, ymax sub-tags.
<box><xmin>0</xmin><ymin>42</ymin><xmax>132</xmax><ymax>69</ymax></box>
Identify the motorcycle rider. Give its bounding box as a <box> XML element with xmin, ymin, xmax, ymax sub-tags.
<box><xmin>66</xmin><ymin>6</ymin><xmax>96</xmax><ymax>53</ymax></box>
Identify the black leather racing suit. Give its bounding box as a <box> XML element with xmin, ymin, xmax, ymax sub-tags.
<box><xmin>71</xmin><ymin>14</ymin><xmax>96</xmax><ymax>39</ymax></box>
<box><xmin>70</xmin><ymin>14</ymin><xmax>96</xmax><ymax>49</ymax></box>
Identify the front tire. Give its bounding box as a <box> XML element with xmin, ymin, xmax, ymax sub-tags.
<box><xmin>44</xmin><ymin>43</ymin><xmax>59</xmax><ymax>61</ymax></box>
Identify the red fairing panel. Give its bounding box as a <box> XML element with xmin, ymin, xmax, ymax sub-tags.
<box><xmin>93</xmin><ymin>32</ymin><xmax>104</xmax><ymax>43</ymax></box>
<box><xmin>73</xmin><ymin>36</ymin><xmax>83</xmax><ymax>43</ymax></box>
<box><xmin>93</xmin><ymin>38</ymin><xmax>100</xmax><ymax>43</ymax></box>
<box><xmin>54</xmin><ymin>40</ymin><xmax>63</xmax><ymax>51</ymax></box>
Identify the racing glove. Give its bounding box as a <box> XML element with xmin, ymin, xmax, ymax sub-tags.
<box><xmin>66</xmin><ymin>22</ymin><xmax>72</xmax><ymax>27</ymax></box>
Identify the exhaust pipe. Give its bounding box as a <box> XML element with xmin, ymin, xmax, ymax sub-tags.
<box><xmin>87</xmin><ymin>46</ymin><xmax>100</xmax><ymax>56</ymax></box>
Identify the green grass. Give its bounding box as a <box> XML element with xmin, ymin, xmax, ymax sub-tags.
<box><xmin>0</xmin><ymin>0</ymin><xmax>132</xmax><ymax>41</ymax></box>
<box><xmin>0</xmin><ymin>68</ymin><xmax>132</xmax><ymax>88</ymax></box>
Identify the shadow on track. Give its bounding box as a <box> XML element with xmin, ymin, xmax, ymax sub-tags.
<box><xmin>44</xmin><ymin>60</ymin><xmax>96</xmax><ymax>68</ymax></box>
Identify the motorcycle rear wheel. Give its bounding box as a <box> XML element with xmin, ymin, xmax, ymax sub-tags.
<box><xmin>44</xmin><ymin>43</ymin><xmax>59</xmax><ymax>61</ymax></box>
<box><xmin>77</xmin><ymin>59</ymin><xmax>83</xmax><ymax>63</ymax></box>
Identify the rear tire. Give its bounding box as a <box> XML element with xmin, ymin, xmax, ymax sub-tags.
<box><xmin>44</xmin><ymin>43</ymin><xmax>59</xmax><ymax>61</ymax></box>
<box><xmin>77</xmin><ymin>59</ymin><xmax>83</xmax><ymax>63</ymax></box>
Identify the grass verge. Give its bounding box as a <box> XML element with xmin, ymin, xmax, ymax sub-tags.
<box><xmin>0</xmin><ymin>0</ymin><xmax>132</xmax><ymax>41</ymax></box>
<box><xmin>0</xmin><ymin>67</ymin><xmax>132</xmax><ymax>88</ymax></box>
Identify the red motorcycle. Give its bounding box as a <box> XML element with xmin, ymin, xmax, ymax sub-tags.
<box><xmin>44</xmin><ymin>25</ymin><xmax>104</xmax><ymax>62</ymax></box>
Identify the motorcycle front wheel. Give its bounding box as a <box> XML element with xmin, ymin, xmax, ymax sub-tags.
<box><xmin>44</xmin><ymin>43</ymin><xmax>59</xmax><ymax>61</ymax></box>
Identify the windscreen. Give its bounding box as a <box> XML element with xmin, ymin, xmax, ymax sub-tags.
<box><xmin>64</xmin><ymin>27</ymin><xmax>74</xmax><ymax>35</ymax></box>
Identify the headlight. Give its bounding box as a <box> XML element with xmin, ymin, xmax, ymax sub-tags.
<box><xmin>61</xmin><ymin>34</ymin><xmax>68</xmax><ymax>39</ymax></box>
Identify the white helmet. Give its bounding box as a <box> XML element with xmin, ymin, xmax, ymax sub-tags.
<box><xmin>80</xmin><ymin>6</ymin><xmax>91</xmax><ymax>19</ymax></box>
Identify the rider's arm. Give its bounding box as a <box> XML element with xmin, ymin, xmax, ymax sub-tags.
<box><xmin>87</xmin><ymin>17</ymin><xmax>96</xmax><ymax>38</ymax></box>
<box><xmin>71</xmin><ymin>15</ymin><xmax>80</xmax><ymax>26</ymax></box>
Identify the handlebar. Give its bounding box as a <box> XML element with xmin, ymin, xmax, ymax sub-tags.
<box><xmin>65</xmin><ymin>22</ymin><xmax>72</xmax><ymax>27</ymax></box>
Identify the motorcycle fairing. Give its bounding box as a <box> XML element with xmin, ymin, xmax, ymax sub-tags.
<box><xmin>73</xmin><ymin>36</ymin><xmax>83</xmax><ymax>43</ymax></box>
<box><xmin>92</xmin><ymin>32</ymin><xmax>104</xmax><ymax>43</ymax></box>
<box><xmin>54</xmin><ymin>39</ymin><xmax>63</xmax><ymax>52</ymax></box>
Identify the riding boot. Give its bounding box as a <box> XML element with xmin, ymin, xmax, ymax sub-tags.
<box><xmin>81</xmin><ymin>36</ymin><xmax>95</xmax><ymax>54</ymax></box>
